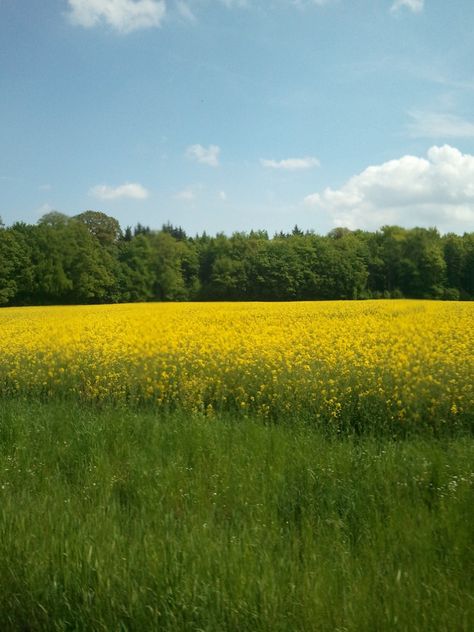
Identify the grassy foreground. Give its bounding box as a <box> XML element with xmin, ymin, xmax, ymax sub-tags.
<box><xmin>0</xmin><ymin>400</ymin><xmax>473</xmax><ymax>631</ymax></box>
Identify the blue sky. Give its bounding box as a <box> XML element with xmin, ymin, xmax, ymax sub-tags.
<box><xmin>1</xmin><ymin>0</ymin><xmax>474</xmax><ymax>235</ymax></box>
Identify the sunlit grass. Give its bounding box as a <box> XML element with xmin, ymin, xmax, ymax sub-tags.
<box><xmin>0</xmin><ymin>400</ymin><xmax>473</xmax><ymax>631</ymax></box>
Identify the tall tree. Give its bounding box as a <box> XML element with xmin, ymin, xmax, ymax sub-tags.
<box><xmin>74</xmin><ymin>211</ymin><xmax>122</xmax><ymax>247</ymax></box>
<box><xmin>0</xmin><ymin>225</ymin><xmax>30</xmax><ymax>305</ymax></box>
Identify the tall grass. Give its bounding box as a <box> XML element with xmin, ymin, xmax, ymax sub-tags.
<box><xmin>0</xmin><ymin>399</ymin><xmax>472</xmax><ymax>631</ymax></box>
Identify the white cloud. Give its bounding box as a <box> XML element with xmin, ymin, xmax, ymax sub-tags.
<box><xmin>67</xmin><ymin>0</ymin><xmax>166</xmax><ymax>33</ymax></box>
<box><xmin>260</xmin><ymin>156</ymin><xmax>320</xmax><ymax>171</ymax></box>
<box><xmin>186</xmin><ymin>144</ymin><xmax>220</xmax><ymax>167</ymax></box>
<box><xmin>90</xmin><ymin>182</ymin><xmax>149</xmax><ymax>200</ymax></box>
<box><xmin>390</xmin><ymin>0</ymin><xmax>424</xmax><ymax>14</ymax></box>
<box><xmin>64</xmin><ymin>0</ymin><xmax>356</xmax><ymax>33</ymax></box>
<box><xmin>39</xmin><ymin>184</ymin><xmax>52</xmax><ymax>191</ymax></box>
<box><xmin>407</xmin><ymin>111</ymin><xmax>474</xmax><ymax>139</ymax></box>
<box><xmin>304</xmin><ymin>145</ymin><xmax>474</xmax><ymax>232</ymax></box>
<box><xmin>218</xmin><ymin>191</ymin><xmax>227</xmax><ymax>201</ymax></box>
<box><xmin>174</xmin><ymin>188</ymin><xmax>195</xmax><ymax>201</ymax></box>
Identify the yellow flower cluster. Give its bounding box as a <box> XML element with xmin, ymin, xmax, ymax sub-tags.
<box><xmin>0</xmin><ymin>300</ymin><xmax>472</xmax><ymax>427</ymax></box>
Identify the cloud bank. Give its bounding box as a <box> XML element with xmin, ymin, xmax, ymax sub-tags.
<box><xmin>90</xmin><ymin>182</ymin><xmax>149</xmax><ymax>200</ymax></box>
<box><xmin>67</xmin><ymin>0</ymin><xmax>166</xmax><ymax>33</ymax></box>
<box><xmin>304</xmin><ymin>145</ymin><xmax>474</xmax><ymax>232</ymax></box>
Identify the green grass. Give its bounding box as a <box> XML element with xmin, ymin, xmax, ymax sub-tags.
<box><xmin>0</xmin><ymin>399</ymin><xmax>473</xmax><ymax>631</ymax></box>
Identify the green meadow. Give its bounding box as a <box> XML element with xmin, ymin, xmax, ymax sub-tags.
<box><xmin>0</xmin><ymin>399</ymin><xmax>472</xmax><ymax>631</ymax></box>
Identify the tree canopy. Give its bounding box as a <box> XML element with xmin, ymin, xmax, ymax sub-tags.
<box><xmin>0</xmin><ymin>212</ymin><xmax>473</xmax><ymax>306</ymax></box>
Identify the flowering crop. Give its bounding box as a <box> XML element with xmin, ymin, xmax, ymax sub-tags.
<box><xmin>0</xmin><ymin>300</ymin><xmax>472</xmax><ymax>430</ymax></box>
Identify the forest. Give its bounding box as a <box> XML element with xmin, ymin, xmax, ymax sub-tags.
<box><xmin>1</xmin><ymin>210</ymin><xmax>473</xmax><ymax>306</ymax></box>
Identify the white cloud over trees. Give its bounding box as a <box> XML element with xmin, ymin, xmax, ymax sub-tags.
<box><xmin>90</xmin><ymin>182</ymin><xmax>149</xmax><ymax>199</ymax></box>
<box><xmin>304</xmin><ymin>145</ymin><xmax>474</xmax><ymax>232</ymax></box>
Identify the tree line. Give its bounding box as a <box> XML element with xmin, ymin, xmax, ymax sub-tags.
<box><xmin>1</xmin><ymin>210</ymin><xmax>473</xmax><ymax>306</ymax></box>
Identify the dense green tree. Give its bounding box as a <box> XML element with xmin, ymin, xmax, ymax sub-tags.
<box><xmin>443</xmin><ymin>234</ymin><xmax>463</xmax><ymax>287</ymax></box>
<box><xmin>0</xmin><ymin>212</ymin><xmax>472</xmax><ymax>306</ymax></box>
<box><xmin>461</xmin><ymin>233</ymin><xmax>474</xmax><ymax>298</ymax></box>
<box><xmin>198</xmin><ymin>233</ymin><xmax>247</xmax><ymax>299</ymax></box>
<box><xmin>119</xmin><ymin>234</ymin><xmax>157</xmax><ymax>302</ymax></box>
<box><xmin>161</xmin><ymin>222</ymin><xmax>187</xmax><ymax>241</ymax></box>
<box><xmin>401</xmin><ymin>228</ymin><xmax>446</xmax><ymax>298</ymax></box>
<box><xmin>209</xmin><ymin>255</ymin><xmax>247</xmax><ymax>299</ymax></box>
<box><xmin>66</xmin><ymin>220</ymin><xmax>120</xmax><ymax>303</ymax></box>
<box><xmin>74</xmin><ymin>211</ymin><xmax>122</xmax><ymax>247</ymax></box>
<box><xmin>178</xmin><ymin>239</ymin><xmax>201</xmax><ymax>298</ymax></box>
<box><xmin>133</xmin><ymin>223</ymin><xmax>151</xmax><ymax>237</ymax></box>
<box><xmin>377</xmin><ymin>226</ymin><xmax>407</xmax><ymax>295</ymax></box>
<box><xmin>28</xmin><ymin>218</ymin><xmax>73</xmax><ymax>303</ymax></box>
<box><xmin>0</xmin><ymin>225</ymin><xmax>30</xmax><ymax>304</ymax></box>
<box><xmin>10</xmin><ymin>214</ymin><xmax>119</xmax><ymax>305</ymax></box>
<box><xmin>150</xmin><ymin>231</ymin><xmax>189</xmax><ymax>301</ymax></box>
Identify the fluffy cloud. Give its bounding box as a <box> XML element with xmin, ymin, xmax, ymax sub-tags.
<box><xmin>390</xmin><ymin>0</ymin><xmax>424</xmax><ymax>13</ymax></box>
<box><xmin>90</xmin><ymin>182</ymin><xmax>149</xmax><ymax>199</ymax></box>
<box><xmin>407</xmin><ymin>111</ymin><xmax>474</xmax><ymax>139</ymax></box>
<box><xmin>304</xmin><ymin>145</ymin><xmax>474</xmax><ymax>232</ymax></box>
<box><xmin>260</xmin><ymin>156</ymin><xmax>320</xmax><ymax>171</ymax></box>
<box><xmin>67</xmin><ymin>0</ymin><xmax>166</xmax><ymax>33</ymax></box>
<box><xmin>186</xmin><ymin>144</ymin><xmax>220</xmax><ymax>167</ymax></box>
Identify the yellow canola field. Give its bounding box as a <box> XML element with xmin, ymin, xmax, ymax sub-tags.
<box><xmin>0</xmin><ymin>300</ymin><xmax>472</xmax><ymax>428</ymax></box>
